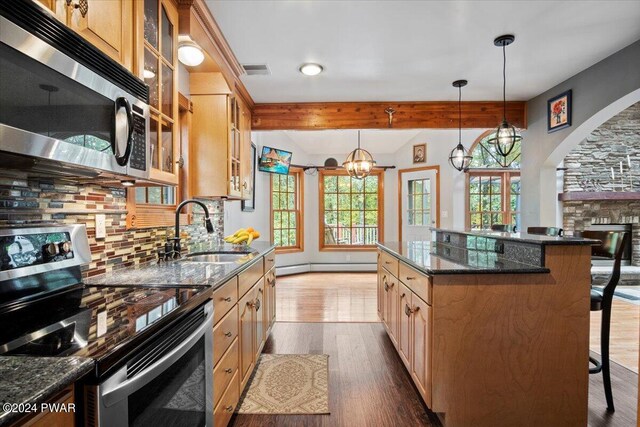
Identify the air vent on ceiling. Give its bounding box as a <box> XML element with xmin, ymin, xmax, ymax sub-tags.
<box><xmin>242</xmin><ymin>64</ymin><xmax>271</xmax><ymax>76</ymax></box>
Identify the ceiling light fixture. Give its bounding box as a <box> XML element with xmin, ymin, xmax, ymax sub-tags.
<box><xmin>448</xmin><ymin>80</ymin><xmax>473</xmax><ymax>172</ymax></box>
<box><xmin>178</xmin><ymin>36</ymin><xmax>205</xmax><ymax>67</ymax></box>
<box><xmin>299</xmin><ymin>63</ymin><xmax>323</xmax><ymax>76</ymax></box>
<box><xmin>487</xmin><ymin>34</ymin><xmax>522</xmax><ymax>157</ymax></box>
<box><xmin>343</xmin><ymin>130</ymin><xmax>376</xmax><ymax>179</ymax></box>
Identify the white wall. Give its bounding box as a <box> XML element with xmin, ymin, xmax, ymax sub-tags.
<box><xmin>521</xmin><ymin>40</ymin><xmax>640</xmax><ymax>228</ymax></box>
<box><xmin>231</xmin><ymin>129</ymin><xmax>488</xmax><ymax>269</ymax></box>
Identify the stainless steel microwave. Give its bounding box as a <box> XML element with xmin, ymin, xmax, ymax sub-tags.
<box><xmin>0</xmin><ymin>2</ymin><xmax>150</xmax><ymax>180</ymax></box>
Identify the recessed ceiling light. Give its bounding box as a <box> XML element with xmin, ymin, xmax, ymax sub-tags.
<box><xmin>299</xmin><ymin>63</ymin><xmax>324</xmax><ymax>76</ymax></box>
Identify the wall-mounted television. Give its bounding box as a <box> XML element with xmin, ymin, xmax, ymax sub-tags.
<box><xmin>258</xmin><ymin>146</ymin><xmax>292</xmax><ymax>175</ymax></box>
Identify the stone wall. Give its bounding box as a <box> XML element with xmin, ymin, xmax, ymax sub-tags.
<box><xmin>0</xmin><ymin>172</ymin><xmax>224</xmax><ymax>278</ymax></box>
<box><xmin>563</xmin><ymin>201</ymin><xmax>640</xmax><ymax>266</ymax></box>
<box><xmin>564</xmin><ymin>102</ymin><xmax>640</xmax><ymax>192</ymax></box>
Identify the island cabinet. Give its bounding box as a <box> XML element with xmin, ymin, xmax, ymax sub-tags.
<box><xmin>377</xmin><ymin>232</ymin><xmax>594</xmax><ymax>427</ymax></box>
<box><xmin>33</xmin><ymin>0</ymin><xmax>133</xmax><ymax>70</ymax></box>
<box><xmin>210</xmin><ymin>249</ymin><xmax>276</xmax><ymax>427</ymax></box>
<box><xmin>190</xmin><ymin>73</ymin><xmax>253</xmax><ymax>200</ymax></box>
<box><xmin>10</xmin><ymin>386</ymin><xmax>75</xmax><ymax>427</ymax></box>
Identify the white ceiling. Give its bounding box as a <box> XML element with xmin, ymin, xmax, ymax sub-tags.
<box><xmin>206</xmin><ymin>0</ymin><xmax>640</xmax><ymax>103</ymax></box>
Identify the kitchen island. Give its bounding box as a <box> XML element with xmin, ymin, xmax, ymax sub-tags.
<box><xmin>377</xmin><ymin>229</ymin><xmax>597</xmax><ymax>427</ymax></box>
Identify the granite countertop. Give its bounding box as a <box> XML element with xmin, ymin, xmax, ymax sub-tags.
<box><xmin>85</xmin><ymin>241</ymin><xmax>276</xmax><ymax>289</ymax></box>
<box><xmin>377</xmin><ymin>241</ymin><xmax>551</xmax><ymax>275</ymax></box>
<box><xmin>430</xmin><ymin>228</ymin><xmax>599</xmax><ymax>245</ymax></box>
<box><xmin>0</xmin><ymin>356</ymin><xmax>93</xmax><ymax>426</ymax></box>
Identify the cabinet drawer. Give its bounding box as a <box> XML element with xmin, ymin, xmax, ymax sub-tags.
<box><xmin>214</xmin><ymin>370</ymin><xmax>240</xmax><ymax>427</ymax></box>
<box><xmin>399</xmin><ymin>262</ymin><xmax>432</xmax><ymax>305</ymax></box>
<box><xmin>264</xmin><ymin>250</ymin><xmax>275</xmax><ymax>273</ymax></box>
<box><xmin>238</xmin><ymin>258</ymin><xmax>264</xmax><ymax>298</ymax></box>
<box><xmin>379</xmin><ymin>251</ymin><xmax>399</xmax><ymax>277</ymax></box>
<box><xmin>213</xmin><ymin>305</ymin><xmax>238</xmax><ymax>365</ymax></box>
<box><xmin>212</xmin><ymin>277</ymin><xmax>238</xmax><ymax>324</ymax></box>
<box><xmin>213</xmin><ymin>338</ymin><xmax>239</xmax><ymax>407</ymax></box>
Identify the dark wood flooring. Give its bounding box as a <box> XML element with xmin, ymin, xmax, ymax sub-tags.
<box><xmin>230</xmin><ymin>322</ymin><xmax>638</xmax><ymax>427</ymax></box>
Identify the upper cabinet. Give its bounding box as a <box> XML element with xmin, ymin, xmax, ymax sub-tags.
<box><xmin>190</xmin><ymin>73</ymin><xmax>253</xmax><ymax>200</ymax></box>
<box><xmin>138</xmin><ymin>0</ymin><xmax>180</xmax><ymax>185</ymax></box>
<box><xmin>34</xmin><ymin>0</ymin><xmax>133</xmax><ymax>70</ymax></box>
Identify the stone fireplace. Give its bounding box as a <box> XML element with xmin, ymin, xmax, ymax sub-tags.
<box><xmin>561</xmin><ymin>102</ymin><xmax>640</xmax><ymax>266</ymax></box>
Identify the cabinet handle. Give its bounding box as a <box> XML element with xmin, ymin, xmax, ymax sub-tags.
<box><xmin>224</xmin><ymin>368</ymin><xmax>233</xmax><ymax>374</ymax></box>
<box><xmin>255</xmin><ymin>298</ymin><xmax>261</xmax><ymax>311</ymax></box>
<box><xmin>406</xmin><ymin>276</ymin><xmax>416</xmax><ymax>281</ymax></box>
<box><xmin>243</xmin><ymin>181</ymin><xmax>248</xmax><ymax>189</ymax></box>
<box><xmin>405</xmin><ymin>304</ymin><xmax>411</xmax><ymax>316</ymax></box>
<box><xmin>388</xmin><ymin>282</ymin><xmax>395</xmax><ymax>288</ymax></box>
<box><xmin>384</xmin><ymin>261</ymin><xmax>392</xmax><ymax>265</ymax></box>
<box><xmin>225</xmin><ymin>405</ymin><xmax>234</xmax><ymax>412</ymax></box>
<box><xmin>224</xmin><ymin>331</ymin><xmax>232</xmax><ymax>337</ymax></box>
<box><xmin>74</xmin><ymin>0</ymin><xmax>88</xmax><ymax>18</ymax></box>
<box><xmin>401</xmin><ymin>293</ymin><xmax>405</xmax><ymax>298</ymax></box>
<box><xmin>384</xmin><ymin>283</ymin><xmax>389</xmax><ymax>292</ymax></box>
<box><xmin>259</xmin><ymin>288</ymin><xmax>263</xmax><ymax>293</ymax></box>
<box><xmin>223</xmin><ymin>297</ymin><xmax>232</xmax><ymax>302</ymax></box>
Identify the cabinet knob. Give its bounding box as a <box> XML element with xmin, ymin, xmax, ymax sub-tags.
<box><xmin>384</xmin><ymin>261</ymin><xmax>392</xmax><ymax>265</ymax></box>
<box><xmin>224</xmin><ymin>331</ymin><xmax>232</xmax><ymax>337</ymax></box>
<box><xmin>406</xmin><ymin>276</ymin><xmax>416</xmax><ymax>281</ymax></box>
<box><xmin>405</xmin><ymin>304</ymin><xmax>411</xmax><ymax>316</ymax></box>
<box><xmin>222</xmin><ymin>297</ymin><xmax>232</xmax><ymax>302</ymax></box>
<box><xmin>225</xmin><ymin>405</ymin><xmax>234</xmax><ymax>412</ymax></box>
<box><xmin>255</xmin><ymin>298</ymin><xmax>261</xmax><ymax>311</ymax></box>
<box><xmin>243</xmin><ymin>181</ymin><xmax>248</xmax><ymax>189</ymax></box>
<box><xmin>384</xmin><ymin>283</ymin><xmax>389</xmax><ymax>292</ymax></box>
<box><xmin>224</xmin><ymin>368</ymin><xmax>233</xmax><ymax>374</ymax></box>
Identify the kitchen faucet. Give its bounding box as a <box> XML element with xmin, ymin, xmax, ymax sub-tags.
<box><xmin>163</xmin><ymin>199</ymin><xmax>214</xmax><ymax>260</ymax></box>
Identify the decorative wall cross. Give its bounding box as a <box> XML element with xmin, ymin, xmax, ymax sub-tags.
<box><xmin>384</xmin><ymin>107</ymin><xmax>396</xmax><ymax>128</ymax></box>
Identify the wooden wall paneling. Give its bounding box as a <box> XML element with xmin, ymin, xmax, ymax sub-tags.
<box><xmin>430</xmin><ymin>245</ymin><xmax>592</xmax><ymax>426</ymax></box>
<box><xmin>252</xmin><ymin>101</ymin><xmax>527</xmax><ymax>130</ymax></box>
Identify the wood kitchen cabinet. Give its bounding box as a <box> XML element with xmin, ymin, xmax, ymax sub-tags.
<box><xmin>382</xmin><ymin>272</ymin><xmax>398</xmax><ymax>347</ymax></box>
<box><xmin>33</xmin><ymin>0</ymin><xmax>133</xmax><ymax>70</ymax></box>
<box><xmin>398</xmin><ymin>282</ymin><xmax>411</xmax><ymax>370</ymax></box>
<box><xmin>410</xmin><ymin>293</ymin><xmax>432</xmax><ymax>407</ymax></box>
<box><xmin>12</xmin><ymin>386</ymin><xmax>75</xmax><ymax>427</ymax></box>
<box><xmin>254</xmin><ymin>280</ymin><xmax>265</xmax><ymax>359</ymax></box>
<box><xmin>238</xmin><ymin>284</ymin><xmax>256</xmax><ymax>390</ymax></box>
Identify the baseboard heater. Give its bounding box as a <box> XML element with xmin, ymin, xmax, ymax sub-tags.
<box><xmin>276</xmin><ymin>263</ymin><xmax>377</xmax><ymax>276</ymax></box>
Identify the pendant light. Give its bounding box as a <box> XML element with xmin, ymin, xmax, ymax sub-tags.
<box><xmin>448</xmin><ymin>80</ymin><xmax>472</xmax><ymax>172</ymax></box>
<box><xmin>487</xmin><ymin>34</ymin><xmax>521</xmax><ymax>157</ymax></box>
<box><xmin>343</xmin><ymin>130</ymin><xmax>376</xmax><ymax>179</ymax></box>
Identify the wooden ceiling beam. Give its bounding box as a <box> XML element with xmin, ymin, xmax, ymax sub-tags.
<box><xmin>251</xmin><ymin>101</ymin><xmax>527</xmax><ymax>130</ymax></box>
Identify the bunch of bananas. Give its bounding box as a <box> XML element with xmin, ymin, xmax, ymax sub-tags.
<box><xmin>224</xmin><ymin>227</ymin><xmax>261</xmax><ymax>245</ymax></box>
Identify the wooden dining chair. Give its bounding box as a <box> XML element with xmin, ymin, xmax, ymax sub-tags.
<box><xmin>526</xmin><ymin>226</ymin><xmax>563</xmax><ymax>237</ymax></box>
<box><xmin>576</xmin><ymin>230</ymin><xmax>629</xmax><ymax>412</ymax></box>
<box><xmin>490</xmin><ymin>224</ymin><xmax>516</xmax><ymax>233</ymax></box>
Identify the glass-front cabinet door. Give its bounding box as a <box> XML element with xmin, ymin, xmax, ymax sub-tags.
<box><xmin>140</xmin><ymin>0</ymin><xmax>179</xmax><ymax>184</ymax></box>
<box><xmin>228</xmin><ymin>96</ymin><xmax>242</xmax><ymax>198</ymax></box>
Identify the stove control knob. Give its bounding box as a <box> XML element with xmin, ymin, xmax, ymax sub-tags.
<box><xmin>59</xmin><ymin>241</ymin><xmax>72</xmax><ymax>254</ymax></box>
<box><xmin>44</xmin><ymin>243</ymin><xmax>59</xmax><ymax>257</ymax></box>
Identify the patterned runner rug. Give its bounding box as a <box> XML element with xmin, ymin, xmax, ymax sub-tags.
<box><xmin>237</xmin><ymin>354</ymin><xmax>330</xmax><ymax>414</ymax></box>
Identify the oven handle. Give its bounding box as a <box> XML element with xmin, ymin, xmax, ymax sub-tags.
<box><xmin>101</xmin><ymin>303</ymin><xmax>213</xmax><ymax>407</ymax></box>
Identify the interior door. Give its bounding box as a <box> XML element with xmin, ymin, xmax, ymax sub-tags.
<box><xmin>401</xmin><ymin>169</ymin><xmax>438</xmax><ymax>241</ymax></box>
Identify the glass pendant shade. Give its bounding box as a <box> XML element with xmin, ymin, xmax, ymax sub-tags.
<box><xmin>448</xmin><ymin>143</ymin><xmax>472</xmax><ymax>171</ymax></box>
<box><xmin>488</xmin><ymin>119</ymin><xmax>522</xmax><ymax>157</ymax></box>
<box><xmin>343</xmin><ymin>131</ymin><xmax>375</xmax><ymax>179</ymax></box>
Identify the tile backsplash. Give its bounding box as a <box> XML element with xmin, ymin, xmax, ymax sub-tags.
<box><xmin>0</xmin><ymin>172</ymin><xmax>224</xmax><ymax>278</ymax></box>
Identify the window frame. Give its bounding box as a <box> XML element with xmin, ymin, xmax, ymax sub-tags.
<box><xmin>318</xmin><ymin>169</ymin><xmax>384</xmax><ymax>252</ymax></box>
<box><xmin>270</xmin><ymin>167</ymin><xmax>304</xmax><ymax>254</ymax></box>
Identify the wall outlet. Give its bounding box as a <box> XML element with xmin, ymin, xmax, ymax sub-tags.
<box><xmin>95</xmin><ymin>214</ymin><xmax>106</xmax><ymax>239</ymax></box>
<box><xmin>97</xmin><ymin>311</ymin><xmax>107</xmax><ymax>337</ymax></box>
<box><xmin>441</xmin><ymin>210</ymin><xmax>449</xmax><ymax>219</ymax></box>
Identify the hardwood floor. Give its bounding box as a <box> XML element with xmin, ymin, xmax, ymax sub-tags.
<box><xmin>276</xmin><ymin>273</ymin><xmax>378</xmax><ymax>322</ymax></box>
<box><xmin>230</xmin><ymin>322</ymin><xmax>637</xmax><ymax>427</ymax></box>
<box><xmin>590</xmin><ymin>298</ymin><xmax>640</xmax><ymax>373</ymax></box>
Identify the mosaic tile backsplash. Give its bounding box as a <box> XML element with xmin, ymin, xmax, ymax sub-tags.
<box><xmin>0</xmin><ymin>172</ymin><xmax>224</xmax><ymax>278</ymax></box>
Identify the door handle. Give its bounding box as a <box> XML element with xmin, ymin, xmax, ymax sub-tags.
<box><xmin>113</xmin><ymin>97</ymin><xmax>133</xmax><ymax>167</ymax></box>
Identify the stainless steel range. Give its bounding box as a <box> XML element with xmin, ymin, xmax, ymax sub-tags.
<box><xmin>0</xmin><ymin>225</ymin><xmax>213</xmax><ymax>426</ymax></box>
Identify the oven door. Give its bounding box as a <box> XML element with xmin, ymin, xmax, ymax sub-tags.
<box><xmin>0</xmin><ymin>14</ymin><xmax>149</xmax><ymax>180</ymax></box>
<box><xmin>92</xmin><ymin>302</ymin><xmax>213</xmax><ymax>427</ymax></box>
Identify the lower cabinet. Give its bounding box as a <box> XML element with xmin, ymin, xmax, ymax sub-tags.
<box><xmin>14</xmin><ymin>386</ymin><xmax>75</xmax><ymax>427</ymax></box>
<box><xmin>378</xmin><ymin>250</ymin><xmax>433</xmax><ymax>410</ymax></box>
<box><xmin>211</xmin><ymin>250</ymin><xmax>277</xmax><ymax>427</ymax></box>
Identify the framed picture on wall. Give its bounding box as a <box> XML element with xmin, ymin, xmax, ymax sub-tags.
<box><xmin>547</xmin><ymin>90</ymin><xmax>572</xmax><ymax>133</ymax></box>
<box><xmin>413</xmin><ymin>143</ymin><xmax>427</xmax><ymax>164</ymax></box>
<box><xmin>241</xmin><ymin>143</ymin><xmax>257</xmax><ymax>212</ymax></box>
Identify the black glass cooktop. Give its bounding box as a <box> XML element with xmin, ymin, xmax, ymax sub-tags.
<box><xmin>0</xmin><ymin>283</ymin><xmax>211</xmax><ymax>378</ymax></box>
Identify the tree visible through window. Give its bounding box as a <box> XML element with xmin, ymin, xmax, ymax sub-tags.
<box><xmin>320</xmin><ymin>170</ymin><xmax>383</xmax><ymax>249</ymax></box>
<box><xmin>271</xmin><ymin>168</ymin><xmax>303</xmax><ymax>251</ymax></box>
<box><xmin>467</xmin><ymin>132</ymin><xmax>521</xmax><ymax>230</ymax></box>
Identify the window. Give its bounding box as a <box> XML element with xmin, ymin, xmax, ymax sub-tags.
<box><xmin>466</xmin><ymin>131</ymin><xmax>521</xmax><ymax>230</ymax></box>
<box><xmin>407</xmin><ymin>179</ymin><xmax>432</xmax><ymax>226</ymax></box>
<box><xmin>271</xmin><ymin>168</ymin><xmax>304</xmax><ymax>252</ymax></box>
<box><xmin>320</xmin><ymin>170</ymin><xmax>383</xmax><ymax>250</ymax></box>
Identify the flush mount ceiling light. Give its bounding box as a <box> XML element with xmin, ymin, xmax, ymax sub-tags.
<box><xmin>178</xmin><ymin>36</ymin><xmax>205</xmax><ymax>67</ymax></box>
<box><xmin>121</xmin><ymin>180</ymin><xmax>135</xmax><ymax>187</ymax></box>
<box><xmin>299</xmin><ymin>63</ymin><xmax>324</xmax><ymax>76</ymax></box>
<box><xmin>487</xmin><ymin>34</ymin><xmax>522</xmax><ymax>157</ymax></box>
<box><xmin>343</xmin><ymin>130</ymin><xmax>376</xmax><ymax>179</ymax></box>
<box><xmin>448</xmin><ymin>80</ymin><xmax>473</xmax><ymax>172</ymax></box>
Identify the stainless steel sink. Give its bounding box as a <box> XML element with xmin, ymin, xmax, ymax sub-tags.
<box><xmin>183</xmin><ymin>252</ymin><xmax>253</xmax><ymax>264</ymax></box>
